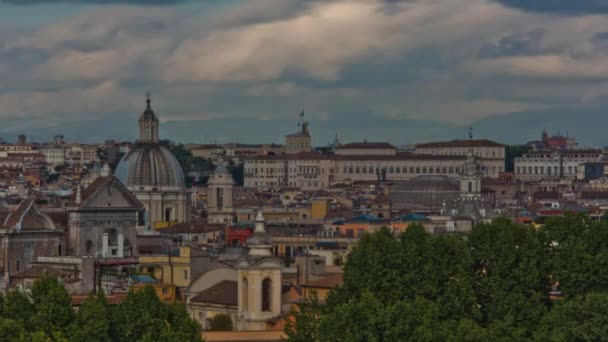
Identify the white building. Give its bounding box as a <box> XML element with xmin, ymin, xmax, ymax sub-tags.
<box><xmin>514</xmin><ymin>149</ymin><xmax>602</xmax><ymax>181</ymax></box>
<box><xmin>415</xmin><ymin>139</ymin><xmax>505</xmax><ymax>159</ymax></box>
<box><xmin>244</xmin><ymin>150</ymin><xmax>505</xmax><ymax>191</ymax></box>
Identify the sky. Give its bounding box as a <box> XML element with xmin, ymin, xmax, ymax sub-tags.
<box><xmin>0</xmin><ymin>0</ymin><xmax>608</xmax><ymax>146</ymax></box>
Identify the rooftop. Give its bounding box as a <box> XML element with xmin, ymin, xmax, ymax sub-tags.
<box><xmin>336</xmin><ymin>142</ymin><xmax>395</xmax><ymax>150</ymax></box>
<box><xmin>190</xmin><ymin>280</ymin><xmax>238</xmax><ymax>306</ymax></box>
<box><xmin>416</xmin><ymin>139</ymin><xmax>504</xmax><ymax>148</ymax></box>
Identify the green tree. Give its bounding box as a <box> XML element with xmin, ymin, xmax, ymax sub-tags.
<box><xmin>468</xmin><ymin>219</ymin><xmax>547</xmax><ymax>335</ymax></box>
<box><xmin>284</xmin><ymin>295</ymin><xmax>322</xmax><ymax>342</ymax></box>
<box><xmin>0</xmin><ymin>318</ymin><xmax>25</xmax><ymax>342</ymax></box>
<box><xmin>30</xmin><ymin>276</ymin><xmax>74</xmax><ymax>336</ymax></box>
<box><xmin>505</xmin><ymin>145</ymin><xmax>531</xmax><ymax>172</ymax></box>
<box><xmin>163</xmin><ymin>302</ymin><xmax>203</xmax><ymax>341</ymax></box>
<box><xmin>4</xmin><ymin>289</ymin><xmax>35</xmax><ymax>332</ymax></box>
<box><xmin>111</xmin><ymin>286</ymin><xmax>202</xmax><ymax>342</ymax></box>
<box><xmin>69</xmin><ymin>292</ymin><xmax>110</xmax><ymax>342</ymax></box>
<box><xmin>209</xmin><ymin>313</ymin><xmax>233</xmax><ymax>332</ymax></box>
<box><xmin>110</xmin><ymin>286</ymin><xmax>167</xmax><ymax>342</ymax></box>
<box><xmin>539</xmin><ymin>214</ymin><xmax>608</xmax><ymax>297</ymax></box>
<box><xmin>536</xmin><ymin>293</ymin><xmax>608</xmax><ymax>341</ymax></box>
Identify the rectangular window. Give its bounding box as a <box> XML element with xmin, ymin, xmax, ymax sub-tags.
<box><xmin>184</xmin><ymin>270</ymin><xmax>188</xmax><ymax>280</ymax></box>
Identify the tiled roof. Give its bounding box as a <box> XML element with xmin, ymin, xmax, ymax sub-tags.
<box><xmin>416</xmin><ymin>139</ymin><xmax>504</xmax><ymax>148</ymax></box>
<box><xmin>3</xmin><ymin>198</ymin><xmax>34</xmax><ymax>228</ymax></box>
<box><xmin>245</xmin><ymin>151</ymin><xmax>467</xmax><ymax>161</ymax></box>
<box><xmin>581</xmin><ymin>191</ymin><xmax>608</xmax><ymax>200</ymax></box>
<box><xmin>533</xmin><ymin>191</ymin><xmax>560</xmax><ymax>200</ymax></box>
<box><xmin>302</xmin><ymin>274</ymin><xmax>343</xmax><ymax>289</ymax></box>
<box><xmin>190</xmin><ymin>280</ymin><xmax>238</xmax><ymax>306</ymax></box>
<box><xmin>336</xmin><ymin>142</ymin><xmax>395</xmax><ymax>149</ymax></box>
<box><xmin>158</xmin><ymin>222</ymin><xmax>224</xmax><ymax>234</ymax></box>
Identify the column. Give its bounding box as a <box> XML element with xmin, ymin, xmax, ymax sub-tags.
<box><xmin>117</xmin><ymin>233</ymin><xmax>124</xmax><ymax>258</ymax></box>
<box><xmin>102</xmin><ymin>233</ymin><xmax>109</xmax><ymax>258</ymax></box>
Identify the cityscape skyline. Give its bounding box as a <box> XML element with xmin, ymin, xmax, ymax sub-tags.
<box><xmin>1</xmin><ymin>0</ymin><xmax>608</xmax><ymax>145</ymax></box>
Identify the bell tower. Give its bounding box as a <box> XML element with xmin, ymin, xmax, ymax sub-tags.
<box><xmin>461</xmin><ymin>127</ymin><xmax>482</xmax><ymax>199</ymax></box>
<box><xmin>207</xmin><ymin>160</ymin><xmax>236</xmax><ymax>224</ymax></box>
<box><xmin>138</xmin><ymin>94</ymin><xmax>159</xmax><ymax>143</ymax></box>
<box><xmin>236</xmin><ymin>211</ymin><xmax>282</xmax><ymax>331</ymax></box>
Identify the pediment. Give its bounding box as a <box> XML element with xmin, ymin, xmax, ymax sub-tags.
<box><xmin>81</xmin><ymin>177</ymin><xmax>143</xmax><ymax>209</ymax></box>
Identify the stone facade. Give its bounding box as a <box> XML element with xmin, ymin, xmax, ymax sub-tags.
<box><xmin>244</xmin><ymin>153</ymin><xmax>504</xmax><ymax>191</ymax></box>
<box><xmin>207</xmin><ymin>162</ymin><xmax>236</xmax><ymax>224</ymax></box>
<box><xmin>0</xmin><ymin>199</ymin><xmax>65</xmax><ymax>287</ymax></box>
<box><xmin>67</xmin><ymin>176</ymin><xmax>143</xmax><ymax>258</ymax></box>
<box><xmin>514</xmin><ymin>149</ymin><xmax>602</xmax><ymax>182</ymax></box>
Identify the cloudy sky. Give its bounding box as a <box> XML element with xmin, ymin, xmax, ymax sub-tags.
<box><xmin>1</xmin><ymin>0</ymin><xmax>608</xmax><ymax>146</ymax></box>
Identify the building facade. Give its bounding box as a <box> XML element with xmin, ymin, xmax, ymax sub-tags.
<box><xmin>514</xmin><ymin>149</ymin><xmax>602</xmax><ymax>181</ymax></box>
<box><xmin>67</xmin><ymin>176</ymin><xmax>143</xmax><ymax>258</ymax></box>
<box><xmin>244</xmin><ymin>152</ymin><xmax>504</xmax><ymax>191</ymax></box>
<box><xmin>207</xmin><ymin>162</ymin><xmax>236</xmax><ymax>224</ymax></box>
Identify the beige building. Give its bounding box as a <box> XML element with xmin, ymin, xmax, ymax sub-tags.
<box><xmin>514</xmin><ymin>149</ymin><xmax>602</xmax><ymax>182</ymax></box>
<box><xmin>285</xmin><ymin>113</ymin><xmax>312</xmax><ymax>154</ymax></box>
<box><xmin>415</xmin><ymin>139</ymin><xmax>505</xmax><ymax>160</ymax></box>
<box><xmin>244</xmin><ymin>152</ymin><xmax>504</xmax><ymax>191</ymax></box>
<box><xmin>207</xmin><ymin>162</ymin><xmax>236</xmax><ymax>224</ymax></box>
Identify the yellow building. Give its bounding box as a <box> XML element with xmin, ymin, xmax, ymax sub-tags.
<box><xmin>139</xmin><ymin>245</ymin><xmax>208</xmax><ymax>298</ymax></box>
<box><xmin>131</xmin><ymin>283</ymin><xmax>177</xmax><ymax>302</ymax></box>
<box><xmin>311</xmin><ymin>199</ymin><xmax>330</xmax><ymax>220</ymax></box>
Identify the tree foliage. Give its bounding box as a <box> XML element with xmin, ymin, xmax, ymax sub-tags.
<box><xmin>0</xmin><ymin>277</ymin><xmax>202</xmax><ymax>342</ymax></box>
<box><xmin>287</xmin><ymin>216</ymin><xmax>608</xmax><ymax>341</ymax></box>
<box><xmin>505</xmin><ymin>144</ymin><xmax>531</xmax><ymax>172</ymax></box>
<box><xmin>209</xmin><ymin>314</ymin><xmax>233</xmax><ymax>332</ymax></box>
<box><xmin>159</xmin><ymin>140</ymin><xmax>214</xmax><ymax>186</ymax></box>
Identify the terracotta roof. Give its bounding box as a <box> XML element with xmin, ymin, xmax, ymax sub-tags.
<box><xmin>158</xmin><ymin>222</ymin><xmax>224</xmax><ymax>234</ymax></box>
<box><xmin>71</xmin><ymin>294</ymin><xmax>127</xmax><ymax>306</ymax></box>
<box><xmin>580</xmin><ymin>191</ymin><xmax>608</xmax><ymax>200</ymax></box>
<box><xmin>47</xmin><ymin>212</ymin><xmax>68</xmax><ymax>228</ymax></box>
<box><xmin>245</xmin><ymin>151</ymin><xmax>467</xmax><ymax>162</ymax></box>
<box><xmin>416</xmin><ymin>139</ymin><xmax>504</xmax><ymax>148</ymax></box>
<box><xmin>336</xmin><ymin>142</ymin><xmax>395</xmax><ymax>150</ymax></box>
<box><xmin>190</xmin><ymin>280</ymin><xmax>238</xmax><ymax>306</ymax></box>
<box><xmin>371</xmin><ymin>193</ymin><xmax>391</xmax><ymax>205</ymax></box>
<box><xmin>302</xmin><ymin>274</ymin><xmax>343</xmax><ymax>289</ymax></box>
<box><xmin>3</xmin><ymin>198</ymin><xmax>34</xmax><ymax>228</ymax></box>
<box><xmin>533</xmin><ymin>191</ymin><xmax>560</xmax><ymax>201</ymax></box>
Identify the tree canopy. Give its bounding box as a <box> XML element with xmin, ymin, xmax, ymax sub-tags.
<box><xmin>0</xmin><ymin>276</ymin><xmax>203</xmax><ymax>342</ymax></box>
<box><xmin>287</xmin><ymin>216</ymin><xmax>608</xmax><ymax>341</ymax></box>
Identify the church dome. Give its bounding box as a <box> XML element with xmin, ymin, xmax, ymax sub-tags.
<box><xmin>115</xmin><ymin>144</ymin><xmax>185</xmax><ymax>188</ymax></box>
<box><xmin>115</xmin><ymin>96</ymin><xmax>186</xmax><ymax>189</ymax></box>
<box><xmin>389</xmin><ymin>175</ymin><xmax>459</xmax><ymax>212</ymax></box>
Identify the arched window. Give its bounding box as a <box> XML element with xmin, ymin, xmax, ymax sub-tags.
<box><xmin>165</xmin><ymin>207</ymin><xmax>173</xmax><ymax>222</ymax></box>
<box><xmin>85</xmin><ymin>240</ymin><xmax>93</xmax><ymax>255</ymax></box>
<box><xmin>262</xmin><ymin>278</ymin><xmax>272</xmax><ymax>312</ymax></box>
<box><xmin>241</xmin><ymin>278</ymin><xmax>249</xmax><ymax>312</ymax></box>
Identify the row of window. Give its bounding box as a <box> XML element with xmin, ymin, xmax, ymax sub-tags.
<box><xmin>515</xmin><ymin>165</ymin><xmax>578</xmax><ymax>175</ymax></box>
<box><xmin>342</xmin><ymin>166</ymin><xmax>463</xmax><ymax>175</ymax></box>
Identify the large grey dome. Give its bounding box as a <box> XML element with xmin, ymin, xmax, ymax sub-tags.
<box><xmin>115</xmin><ymin>144</ymin><xmax>185</xmax><ymax>188</ymax></box>
<box><xmin>389</xmin><ymin>175</ymin><xmax>459</xmax><ymax>212</ymax></box>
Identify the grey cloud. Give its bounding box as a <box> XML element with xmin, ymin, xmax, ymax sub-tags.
<box><xmin>1</xmin><ymin>0</ymin><xmax>608</xmax><ymax>145</ymax></box>
<box><xmin>494</xmin><ymin>0</ymin><xmax>608</xmax><ymax>15</ymax></box>
<box><xmin>0</xmin><ymin>0</ymin><xmax>194</xmax><ymax>4</ymax></box>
